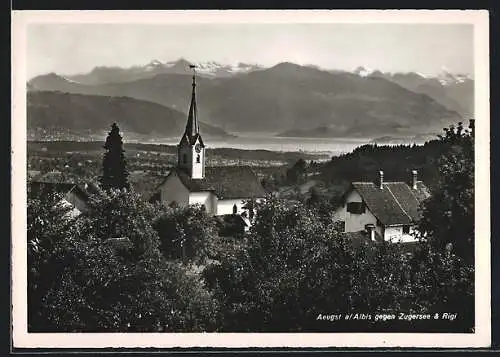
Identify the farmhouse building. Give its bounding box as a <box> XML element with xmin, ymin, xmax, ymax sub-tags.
<box><xmin>29</xmin><ymin>180</ymin><xmax>91</xmax><ymax>218</ymax></box>
<box><xmin>151</xmin><ymin>69</ymin><xmax>266</xmax><ymax>228</ymax></box>
<box><xmin>29</xmin><ymin>170</ymin><xmax>103</xmax><ymax>218</ymax></box>
<box><xmin>334</xmin><ymin>170</ymin><xmax>430</xmax><ymax>243</ymax></box>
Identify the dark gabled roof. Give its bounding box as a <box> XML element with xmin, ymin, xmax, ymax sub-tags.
<box><xmin>383</xmin><ymin>182</ymin><xmax>429</xmax><ymax>222</ymax></box>
<box><xmin>30</xmin><ymin>174</ymin><xmax>102</xmax><ymax>202</ymax></box>
<box><xmin>29</xmin><ymin>181</ymin><xmax>90</xmax><ymax>202</ymax></box>
<box><xmin>350</xmin><ymin>181</ymin><xmax>430</xmax><ymax>226</ymax></box>
<box><xmin>161</xmin><ymin>166</ymin><xmax>267</xmax><ymax>199</ymax></box>
<box><xmin>179</xmin><ymin>132</ymin><xmax>205</xmax><ymax>147</ymax></box>
<box><xmin>191</xmin><ymin>133</ymin><xmax>205</xmax><ymax>147</ymax></box>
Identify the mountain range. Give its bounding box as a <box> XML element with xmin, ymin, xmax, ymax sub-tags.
<box><xmin>28</xmin><ymin>59</ymin><xmax>471</xmax><ymax>139</ymax></box>
<box><xmin>362</xmin><ymin>67</ymin><xmax>474</xmax><ymax>119</ymax></box>
<box><xmin>57</xmin><ymin>58</ymin><xmax>264</xmax><ymax>85</ymax></box>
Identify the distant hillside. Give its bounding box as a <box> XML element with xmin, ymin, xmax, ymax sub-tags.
<box><xmin>276</xmin><ymin>126</ymin><xmax>350</xmax><ymax>138</ymax></box>
<box><xmin>29</xmin><ymin>62</ymin><xmax>462</xmax><ymax>137</ymax></box>
<box><xmin>369</xmin><ymin>70</ymin><xmax>474</xmax><ymax>118</ymax></box>
<box><xmin>27</xmin><ymin>91</ymin><xmax>232</xmax><ymax>139</ymax></box>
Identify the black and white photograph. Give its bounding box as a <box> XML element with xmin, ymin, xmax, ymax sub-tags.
<box><xmin>11</xmin><ymin>10</ymin><xmax>490</xmax><ymax>349</ymax></box>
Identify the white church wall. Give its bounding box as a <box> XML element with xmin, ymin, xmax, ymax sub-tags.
<box><xmin>189</xmin><ymin>192</ymin><xmax>217</xmax><ymax>215</ymax></box>
<box><xmin>160</xmin><ymin>173</ymin><xmax>189</xmax><ymax>207</ymax></box>
<box><xmin>191</xmin><ymin>146</ymin><xmax>204</xmax><ymax>179</ymax></box>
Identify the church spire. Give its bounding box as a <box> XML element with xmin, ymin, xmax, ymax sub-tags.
<box><xmin>184</xmin><ymin>65</ymin><xmax>199</xmax><ymax>140</ymax></box>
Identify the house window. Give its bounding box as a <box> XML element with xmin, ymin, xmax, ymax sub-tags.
<box><xmin>346</xmin><ymin>202</ymin><xmax>365</xmax><ymax>214</ymax></box>
<box><xmin>196</xmin><ymin>154</ymin><xmax>200</xmax><ymax>163</ymax></box>
<box><xmin>232</xmin><ymin>204</ymin><xmax>238</xmax><ymax>214</ymax></box>
<box><xmin>403</xmin><ymin>225</ymin><xmax>410</xmax><ymax>234</ymax></box>
<box><xmin>183</xmin><ymin>154</ymin><xmax>187</xmax><ymax>164</ymax></box>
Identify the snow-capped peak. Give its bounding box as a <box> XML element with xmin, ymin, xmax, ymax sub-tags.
<box><xmin>60</xmin><ymin>75</ymin><xmax>81</xmax><ymax>84</ymax></box>
<box><xmin>161</xmin><ymin>59</ymin><xmax>264</xmax><ymax>77</ymax></box>
<box><xmin>353</xmin><ymin>66</ymin><xmax>374</xmax><ymax>77</ymax></box>
<box><xmin>415</xmin><ymin>72</ymin><xmax>429</xmax><ymax>79</ymax></box>
<box><xmin>144</xmin><ymin>59</ymin><xmax>165</xmax><ymax>71</ymax></box>
<box><xmin>437</xmin><ymin>66</ymin><xmax>473</xmax><ymax>85</ymax></box>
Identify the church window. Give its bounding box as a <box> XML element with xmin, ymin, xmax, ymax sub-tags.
<box><xmin>232</xmin><ymin>204</ymin><xmax>237</xmax><ymax>214</ymax></box>
<box><xmin>196</xmin><ymin>154</ymin><xmax>200</xmax><ymax>163</ymax></box>
<box><xmin>183</xmin><ymin>154</ymin><xmax>187</xmax><ymax>164</ymax></box>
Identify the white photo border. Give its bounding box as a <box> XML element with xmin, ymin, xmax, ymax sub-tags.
<box><xmin>11</xmin><ymin>9</ymin><xmax>491</xmax><ymax>349</ymax></box>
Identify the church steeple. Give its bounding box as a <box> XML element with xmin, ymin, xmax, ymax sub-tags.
<box><xmin>177</xmin><ymin>64</ymin><xmax>205</xmax><ymax>179</ymax></box>
<box><xmin>184</xmin><ymin>65</ymin><xmax>199</xmax><ymax>140</ymax></box>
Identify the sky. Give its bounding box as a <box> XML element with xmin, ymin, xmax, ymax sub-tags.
<box><xmin>27</xmin><ymin>23</ymin><xmax>473</xmax><ymax>79</ymax></box>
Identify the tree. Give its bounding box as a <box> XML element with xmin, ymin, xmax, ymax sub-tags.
<box><xmin>286</xmin><ymin>158</ymin><xmax>307</xmax><ymax>184</ymax></box>
<box><xmin>203</xmin><ymin>197</ymin><xmax>411</xmax><ymax>332</ymax></box>
<box><xmin>408</xmin><ymin>242</ymin><xmax>474</xmax><ymax>320</ymax></box>
<box><xmin>153</xmin><ymin>204</ymin><xmax>219</xmax><ymax>264</ymax></box>
<box><xmin>27</xmin><ymin>186</ymin><xmax>78</xmax><ymax>331</ymax></box>
<box><xmin>418</xmin><ymin>121</ymin><xmax>474</xmax><ymax>262</ymax></box>
<box><xmin>30</xmin><ymin>189</ymin><xmax>218</xmax><ymax>332</ymax></box>
<box><xmin>100</xmin><ymin>123</ymin><xmax>129</xmax><ymax>190</ymax></box>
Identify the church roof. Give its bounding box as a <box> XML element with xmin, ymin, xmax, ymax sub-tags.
<box><xmin>180</xmin><ymin>71</ymin><xmax>202</xmax><ymax>145</ymax></box>
<box><xmin>179</xmin><ymin>132</ymin><xmax>205</xmax><ymax>147</ymax></box>
<box><xmin>165</xmin><ymin>166</ymin><xmax>267</xmax><ymax>199</ymax></box>
<box><xmin>347</xmin><ymin>181</ymin><xmax>430</xmax><ymax>226</ymax></box>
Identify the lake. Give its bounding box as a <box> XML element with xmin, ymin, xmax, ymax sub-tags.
<box><xmin>147</xmin><ymin>135</ymin><xmax>374</xmax><ymax>157</ymax></box>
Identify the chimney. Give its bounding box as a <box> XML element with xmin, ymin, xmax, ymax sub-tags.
<box><xmin>365</xmin><ymin>224</ymin><xmax>376</xmax><ymax>241</ymax></box>
<box><xmin>378</xmin><ymin>170</ymin><xmax>384</xmax><ymax>189</ymax></box>
<box><xmin>411</xmin><ymin>170</ymin><xmax>418</xmax><ymax>190</ymax></box>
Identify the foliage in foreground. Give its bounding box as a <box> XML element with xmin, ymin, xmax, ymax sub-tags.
<box><xmin>28</xmin><ymin>189</ymin><xmax>218</xmax><ymax>332</ymax></box>
<box><xmin>418</xmin><ymin>121</ymin><xmax>474</xmax><ymax>262</ymax></box>
<box><xmin>152</xmin><ymin>204</ymin><xmax>219</xmax><ymax>264</ymax></box>
<box><xmin>203</xmin><ymin>197</ymin><xmax>474</xmax><ymax>332</ymax></box>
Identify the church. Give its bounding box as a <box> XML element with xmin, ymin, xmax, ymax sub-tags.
<box><xmin>150</xmin><ymin>69</ymin><xmax>267</xmax><ymax>228</ymax></box>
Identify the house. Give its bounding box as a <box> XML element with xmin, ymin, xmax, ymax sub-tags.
<box><xmin>151</xmin><ymin>68</ymin><xmax>266</xmax><ymax>228</ymax></box>
<box><xmin>334</xmin><ymin>170</ymin><xmax>431</xmax><ymax>243</ymax></box>
<box><xmin>29</xmin><ymin>181</ymin><xmax>91</xmax><ymax>218</ymax></box>
<box><xmin>29</xmin><ymin>173</ymin><xmax>101</xmax><ymax>218</ymax></box>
